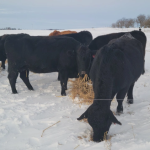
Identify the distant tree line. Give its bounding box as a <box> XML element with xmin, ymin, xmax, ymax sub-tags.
<box><xmin>112</xmin><ymin>14</ymin><xmax>150</xmax><ymax>28</ymax></box>
<box><xmin>0</xmin><ymin>27</ymin><xmax>21</xmax><ymax>30</ymax></box>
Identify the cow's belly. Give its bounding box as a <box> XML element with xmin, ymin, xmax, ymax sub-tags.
<box><xmin>27</xmin><ymin>63</ymin><xmax>58</xmax><ymax>73</ymax></box>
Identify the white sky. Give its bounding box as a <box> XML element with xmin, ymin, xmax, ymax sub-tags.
<box><xmin>0</xmin><ymin>0</ymin><xmax>150</xmax><ymax>29</ymax></box>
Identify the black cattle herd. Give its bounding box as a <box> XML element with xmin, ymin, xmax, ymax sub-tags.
<box><xmin>0</xmin><ymin>29</ymin><xmax>147</xmax><ymax>142</ymax></box>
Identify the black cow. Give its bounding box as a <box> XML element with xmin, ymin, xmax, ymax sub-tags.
<box><xmin>89</xmin><ymin>30</ymin><xmax>146</xmax><ymax>74</ymax></box>
<box><xmin>59</xmin><ymin>31</ymin><xmax>93</xmax><ymax>46</ymax></box>
<box><xmin>4</xmin><ymin>34</ymin><xmax>90</xmax><ymax>96</ymax></box>
<box><xmin>0</xmin><ymin>34</ymin><xmax>29</xmax><ymax>69</ymax></box>
<box><xmin>57</xmin><ymin>31</ymin><xmax>93</xmax><ymax>80</ymax></box>
<box><xmin>77</xmin><ymin>33</ymin><xmax>144</xmax><ymax>142</ymax></box>
<box><xmin>0</xmin><ymin>35</ymin><xmax>7</xmax><ymax>69</ymax></box>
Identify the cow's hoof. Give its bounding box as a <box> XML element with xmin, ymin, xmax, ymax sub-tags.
<box><xmin>127</xmin><ymin>99</ymin><xmax>133</xmax><ymax>104</ymax></box>
<box><xmin>28</xmin><ymin>87</ymin><xmax>34</xmax><ymax>91</ymax></box>
<box><xmin>12</xmin><ymin>91</ymin><xmax>18</xmax><ymax>94</ymax></box>
<box><xmin>61</xmin><ymin>92</ymin><xmax>66</xmax><ymax>96</ymax></box>
<box><xmin>117</xmin><ymin>106</ymin><xmax>123</xmax><ymax>114</ymax></box>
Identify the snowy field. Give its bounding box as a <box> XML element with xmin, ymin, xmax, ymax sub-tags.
<box><xmin>0</xmin><ymin>28</ymin><xmax>150</xmax><ymax>150</ymax></box>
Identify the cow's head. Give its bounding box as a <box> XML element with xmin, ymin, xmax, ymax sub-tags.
<box><xmin>76</xmin><ymin>45</ymin><xmax>91</xmax><ymax>77</ymax></box>
<box><xmin>77</xmin><ymin>104</ymin><xmax>121</xmax><ymax>142</ymax></box>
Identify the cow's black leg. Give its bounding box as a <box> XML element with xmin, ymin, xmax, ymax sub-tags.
<box><xmin>59</xmin><ymin>70</ymin><xmax>68</xmax><ymax>96</ymax></box>
<box><xmin>20</xmin><ymin>70</ymin><xmax>34</xmax><ymax>90</ymax></box>
<box><xmin>1</xmin><ymin>60</ymin><xmax>5</xmax><ymax>69</ymax></box>
<box><xmin>142</xmin><ymin>60</ymin><xmax>145</xmax><ymax>74</ymax></box>
<box><xmin>127</xmin><ymin>83</ymin><xmax>134</xmax><ymax>104</ymax></box>
<box><xmin>58</xmin><ymin>72</ymin><xmax>68</xmax><ymax>90</ymax></box>
<box><xmin>8</xmin><ymin>71</ymin><xmax>18</xmax><ymax>94</ymax></box>
<box><xmin>57</xmin><ymin>73</ymin><xmax>60</xmax><ymax>81</ymax></box>
<box><xmin>116</xmin><ymin>88</ymin><xmax>128</xmax><ymax>113</ymax></box>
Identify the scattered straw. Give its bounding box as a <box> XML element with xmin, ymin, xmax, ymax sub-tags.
<box><xmin>69</xmin><ymin>74</ymin><xmax>94</xmax><ymax>105</ymax></box>
<box><xmin>41</xmin><ymin>121</ymin><xmax>60</xmax><ymax>137</ymax></box>
<box><xmin>103</xmin><ymin>131</ymin><xmax>112</xmax><ymax>150</ymax></box>
<box><xmin>74</xmin><ymin>145</ymin><xmax>80</xmax><ymax>149</ymax></box>
<box><xmin>56</xmin><ymin>96</ymin><xmax>64</xmax><ymax>97</ymax></box>
<box><xmin>128</xmin><ymin>123</ymin><xmax>135</xmax><ymax>139</ymax></box>
<box><xmin>131</xmin><ymin>125</ymin><xmax>135</xmax><ymax>139</ymax></box>
<box><xmin>82</xmin><ymin>118</ymin><xmax>88</xmax><ymax>123</ymax></box>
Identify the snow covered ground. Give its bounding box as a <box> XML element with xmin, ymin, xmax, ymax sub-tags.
<box><xmin>0</xmin><ymin>28</ymin><xmax>150</xmax><ymax>150</ymax></box>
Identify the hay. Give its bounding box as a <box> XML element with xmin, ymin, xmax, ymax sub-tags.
<box><xmin>74</xmin><ymin>145</ymin><xmax>80</xmax><ymax>149</ymax></box>
<box><xmin>103</xmin><ymin>131</ymin><xmax>112</xmax><ymax>150</ymax></box>
<box><xmin>41</xmin><ymin>121</ymin><xmax>60</xmax><ymax>137</ymax></box>
<box><xmin>49</xmin><ymin>30</ymin><xmax>77</xmax><ymax>36</ymax></box>
<box><xmin>69</xmin><ymin>74</ymin><xmax>94</xmax><ymax>105</ymax></box>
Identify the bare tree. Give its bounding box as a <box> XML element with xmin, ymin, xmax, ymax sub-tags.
<box><xmin>144</xmin><ymin>15</ymin><xmax>150</xmax><ymax>28</ymax></box>
<box><xmin>111</xmin><ymin>14</ymin><xmax>150</xmax><ymax>28</ymax></box>
<box><xmin>115</xmin><ymin>20</ymin><xmax>121</xmax><ymax>28</ymax></box>
<box><xmin>118</xmin><ymin>18</ymin><xmax>126</xmax><ymax>28</ymax></box>
<box><xmin>136</xmin><ymin>14</ymin><xmax>146</xmax><ymax>27</ymax></box>
<box><xmin>115</xmin><ymin>19</ymin><xmax>125</xmax><ymax>28</ymax></box>
<box><xmin>124</xmin><ymin>19</ymin><xmax>130</xmax><ymax>28</ymax></box>
<box><xmin>111</xmin><ymin>23</ymin><xmax>116</xmax><ymax>28</ymax></box>
<box><xmin>128</xmin><ymin>19</ymin><xmax>135</xmax><ymax>27</ymax></box>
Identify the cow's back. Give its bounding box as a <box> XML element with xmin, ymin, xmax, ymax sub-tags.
<box><xmin>5</xmin><ymin>35</ymin><xmax>80</xmax><ymax>73</ymax></box>
<box><xmin>90</xmin><ymin>34</ymin><xmax>144</xmax><ymax>93</ymax></box>
<box><xmin>59</xmin><ymin>31</ymin><xmax>93</xmax><ymax>46</ymax></box>
<box><xmin>89</xmin><ymin>31</ymin><xmax>146</xmax><ymax>52</ymax></box>
<box><xmin>89</xmin><ymin>32</ymin><xmax>125</xmax><ymax>50</ymax></box>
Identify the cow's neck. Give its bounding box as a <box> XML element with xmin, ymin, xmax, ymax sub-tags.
<box><xmin>93</xmin><ymin>70</ymin><xmax>113</xmax><ymax>110</ymax></box>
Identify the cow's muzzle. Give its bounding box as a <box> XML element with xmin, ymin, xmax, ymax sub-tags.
<box><xmin>81</xmin><ymin>71</ymin><xmax>86</xmax><ymax>75</ymax></box>
<box><xmin>80</xmin><ymin>71</ymin><xmax>86</xmax><ymax>78</ymax></box>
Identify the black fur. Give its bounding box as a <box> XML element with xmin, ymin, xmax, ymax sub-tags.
<box><xmin>4</xmin><ymin>34</ymin><xmax>89</xmax><ymax>95</ymax></box>
<box><xmin>0</xmin><ymin>34</ymin><xmax>29</xmax><ymax>69</ymax></box>
<box><xmin>57</xmin><ymin>31</ymin><xmax>93</xmax><ymax>80</ymax></box>
<box><xmin>59</xmin><ymin>31</ymin><xmax>93</xmax><ymax>46</ymax></box>
<box><xmin>78</xmin><ymin>33</ymin><xmax>144</xmax><ymax>142</ymax></box>
<box><xmin>0</xmin><ymin>35</ymin><xmax>7</xmax><ymax>69</ymax></box>
<box><xmin>89</xmin><ymin>30</ymin><xmax>146</xmax><ymax>74</ymax></box>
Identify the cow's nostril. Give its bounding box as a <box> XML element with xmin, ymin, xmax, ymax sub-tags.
<box><xmin>81</xmin><ymin>71</ymin><xmax>86</xmax><ymax>75</ymax></box>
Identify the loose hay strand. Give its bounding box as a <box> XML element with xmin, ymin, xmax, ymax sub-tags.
<box><xmin>41</xmin><ymin>121</ymin><xmax>60</xmax><ymax>137</ymax></box>
<box><xmin>69</xmin><ymin>74</ymin><xmax>94</xmax><ymax>105</ymax></box>
<box><xmin>74</xmin><ymin>145</ymin><xmax>80</xmax><ymax>149</ymax></box>
<box><xmin>103</xmin><ymin>131</ymin><xmax>112</xmax><ymax>150</ymax></box>
<box><xmin>131</xmin><ymin>125</ymin><xmax>135</xmax><ymax>139</ymax></box>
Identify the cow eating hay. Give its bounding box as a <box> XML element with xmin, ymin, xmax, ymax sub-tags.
<box><xmin>69</xmin><ymin>74</ymin><xmax>94</xmax><ymax>105</ymax></box>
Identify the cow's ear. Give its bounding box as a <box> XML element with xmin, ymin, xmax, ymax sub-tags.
<box><xmin>77</xmin><ymin>104</ymin><xmax>94</xmax><ymax>121</ymax></box>
<box><xmin>109</xmin><ymin>111</ymin><xmax>122</xmax><ymax>125</ymax></box>
<box><xmin>77</xmin><ymin>109</ymin><xmax>88</xmax><ymax>120</ymax></box>
<box><xmin>67</xmin><ymin>50</ymin><xmax>74</xmax><ymax>57</ymax></box>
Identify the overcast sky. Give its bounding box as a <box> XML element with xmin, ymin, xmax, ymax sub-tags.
<box><xmin>0</xmin><ymin>0</ymin><xmax>149</xmax><ymax>30</ymax></box>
